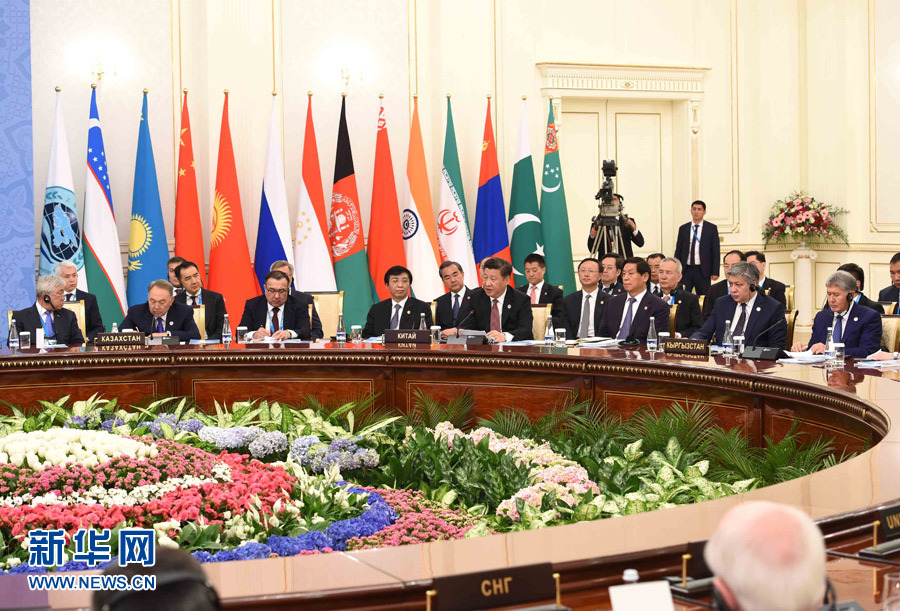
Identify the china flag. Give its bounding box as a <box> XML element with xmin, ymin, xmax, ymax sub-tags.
<box><xmin>174</xmin><ymin>91</ymin><xmax>206</xmax><ymax>283</ymax></box>
<box><xmin>208</xmin><ymin>92</ymin><xmax>259</xmax><ymax>322</ymax></box>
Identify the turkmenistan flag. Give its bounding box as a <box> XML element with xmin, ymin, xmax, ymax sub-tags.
<box><xmin>539</xmin><ymin>101</ymin><xmax>575</xmax><ymax>294</ymax></box>
<box><xmin>329</xmin><ymin>96</ymin><xmax>372</xmax><ymax>328</ymax></box>
<box><xmin>507</xmin><ymin>99</ymin><xmax>543</xmax><ymax>287</ymax></box>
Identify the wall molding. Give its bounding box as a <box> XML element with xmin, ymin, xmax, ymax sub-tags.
<box><xmin>537</xmin><ymin>63</ymin><xmax>709</xmax><ymax>100</ymax></box>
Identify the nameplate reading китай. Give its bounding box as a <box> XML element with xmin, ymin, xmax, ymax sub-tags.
<box><xmin>662</xmin><ymin>337</ymin><xmax>710</xmax><ymax>358</ymax></box>
<box><xmin>383</xmin><ymin>329</ymin><xmax>431</xmax><ymax>346</ymax></box>
<box><xmin>430</xmin><ymin>563</ymin><xmax>567</xmax><ymax>611</ymax></box>
<box><xmin>94</xmin><ymin>332</ymin><xmax>146</xmax><ymax>351</ymax></box>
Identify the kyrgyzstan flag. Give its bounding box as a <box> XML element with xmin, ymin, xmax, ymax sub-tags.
<box><xmin>366</xmin><ymin>98</ymin><xmax>406</xmax><ymax>302</ymax></box>
<box><xmin>472</xmin><ymin>96</ymin><xmax>511</xmax><ymax>285</ymax></box>
<box><xmin>330</xmin><ymin>96</ymin><xmax>373</xmax><ymax>327</ymax></box>
<box><xmin>208</xmin><ymin>91</ymin><xmax>259</xmax><ymax>322</ymax></box>
<box><xmin>174</xmin><ymin>91</ymin><xmax>206</xmax><ymax>283</ymax></box>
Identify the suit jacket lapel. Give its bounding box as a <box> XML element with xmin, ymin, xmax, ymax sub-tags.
<box><xmin>501</xmin><ymin>291</ymin><xmax>513</xmax><ymax>326</ymax></box>
<box><xmin>742</xmin><ymin>298</ymin><xmax>762</xmax><ymax>339</ymax></box>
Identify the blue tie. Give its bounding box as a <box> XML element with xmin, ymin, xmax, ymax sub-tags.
<box><xmin>833</xmin><ymin>314</ymin><xmax>843</xmax><ymax>343</ymax></box>
<box><xmin>44</xmin><ymin>311</ymin><xmax>55</xmax><ymax>338</ymax></box>
<box><xmin>617</xmin><ymin>297</ymin><xmax>636</xmax><ymax>339</ymax></box>
<box><xmin>452</xmin><ymin>294</ymin><xmax>460</xmax><ymax>325</ymax></box>
<box><xmin>156</xmin><ymin>317</ymin><xmax>164</xmax><ymax>333</ymax></box>
<box><xmin>390</xmin><ymin>303</ymin><xmax>401</xmax><ymax>329</ymax></box>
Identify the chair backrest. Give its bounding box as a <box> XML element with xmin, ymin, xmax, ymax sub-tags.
<box><xmin>430</xmin><ymin>301</ymin><xmax>437</xmax><ymax>326</ymax></box>
<box><xmin>669</xmin><ymin>304</ymin><xmax>679</xmax><ymax>335</ymax></box>
<box><xmin>878</xmin><ymin>302</ymin><xmax>899</xmax><ymax>316</ymax></box>
<box><xmin>784</xmin><ymin>285</ymin><xmax>795</xmax><ymax>311</ymax></box>
<box><xmin>531</xmin><ymin>304</ymin><xmax>552</xmax><ymax>341</ymax></box>
<box><xmin>785</xmin><ymin>309</ymin><xmax>799</xmax><ymax>350</ymax></box>
<box><xmin>309</xmin><ymin>291</ymin><xmax>344</xmax><ymax>338</ymax></box>
<box><xmin>61</xmin><ymin>301</ymin><xmax>87</xmax><ymax>339</ymax></box>
<box><xmin>698</xmin><ymin>295</ymin><xmax>705</xmax><ymax>311</ymax></box>
<box><xmin>191</xmin><ymin>306</ymin><xmax>207</xmax><ymax>340</ymax></box>
<box><xmin>882</xmin><ymin>315</ymin><xmax>900</xmax><ymax>353</ymax></box>
<box><xmin>6</xmin><ymin>310</ymin><xmax>11</xmax><ymax>329</ymax></box>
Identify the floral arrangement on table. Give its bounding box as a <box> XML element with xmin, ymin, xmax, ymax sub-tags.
<box><xmin>762</xmin><ymin>191</ymin><xmax>848</xmax><ymax>246</ymax></box>
<box><xmin>0</xmin><ymin>394</ymin><xmax>849</xmax><ymax>573</ymax></box>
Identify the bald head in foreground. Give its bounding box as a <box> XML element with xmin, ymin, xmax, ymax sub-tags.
<box><xmin>705</xmin><ymin>501</ymin><xmax>827</xmax><ymax>611</ymax></box>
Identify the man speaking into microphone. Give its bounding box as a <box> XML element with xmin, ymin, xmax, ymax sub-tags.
<box><xmin>9</xmin><ymin>275</ymin><xmax>84</xmax><ymax>345</ymax></box>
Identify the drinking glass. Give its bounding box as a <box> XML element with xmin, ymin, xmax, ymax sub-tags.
<box><xmin>351</xmin><ymin>325</ymin><xmax>363</xmax><ymax>342</ymax></box>
<box><xmin>734</xmin><ymin>335</ymin><xmax>745</xmax><ymax>356</ymax></box>
<box><xmin>19</xmin><ymin>331</ymin><xmax>30</xmax><ymax>349</ymax></box>
<box><xmin>832</xmin><ymin>342</ymin><xmax>845</xmax><ymax>365</ymax></box>
<box><xmin>236</xmin><ymin>326</ymin><xmax>248</xmax><ymax>344</ymax></box>
<box><xmin>430</xmin><ymin>326</ymin><xmax>441</xmax><ymax>344</ymax></box>
<box><xmin>657</xmin><ymin>332</ymin><xmax>670</xmax><ymax>350</ymax></box>
<box><xmin>554</xmin><ymin>328</ymin><xmax>567</xmax><ymax>347</ymax></box>
<box><xmin>884</xmin><ymin>573</ymin><xmax>900</xmax><ymax>609</ymax></box>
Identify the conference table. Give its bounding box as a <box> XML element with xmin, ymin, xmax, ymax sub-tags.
<box><xmin>1</xmin><ymin>341</ymin><xmax>898</xmax><ymax>610</ymax></box>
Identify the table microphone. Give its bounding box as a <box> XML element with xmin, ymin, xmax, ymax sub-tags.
<box><xmin>453</xmin><ymin>309</ymin><xmax>474</xmax><ymax>337</ymax></box>
<box><xmin>618</xmin><ymin>334</ymin><xmax>641</xmax><ymax>348</ymax></box>
<box><xmin>741</xmin><ymin>314</ymin><xmax>788</xmax><ymax>360</ymax></box>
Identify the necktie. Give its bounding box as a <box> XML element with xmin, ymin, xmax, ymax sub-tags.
<box><xmin>155</xmin><ymin>317</ymin><xmax>164</xmax><ymax>333</ymax></box>
<box><xmin>529</xmin><ymin>285</ymin><xmax>538</xmax><ymax>304</ymax></box>
<box><xmin>833</xmin><ymin>314</ymin><xmax>843</xmax><ymax>342</ymax></box>
<box><xmin>689</xmin><ymin>224</ymin><xmax>699</xmax><ymax>265</ymax></box>
<box><xmin>271</xmin><ymin>307</ymin><xmax>280</xmax><ymax>332</ymax></box>
<box><xmin>734</xmin><ymin>303</ymin><xmax>747</xmax><ymax>336</ymax></box>
<box><xmin>390</xmin><ymin>303</ymin><xmax>401</xmax><ymax>330</ymax></box>
<box><xmin>617</xmin><ymin>297</ymin><xmax>636</xmax><ymax>339</ymax></box>
<box><xmin>452</xmin><ymin>293</ymin><xmax>460</xmax><ymax>324</ymax></box>
<box><xmin>490</xmin><ymin>298</ymin><xmax>501</xmax><ymax>332</ymax></box>
<box><xmin>189</xmin><ymin>295</ymin><xmax>196</xmax><ymax>306</ymax></box>
<box><xmin>44</xmin><ymin>311</ymin><xmax>55</xmax><ymax>338</ymax></box>
<box><xmin>66</xmin><ymin>293</ymin><xmax>75</xmax><ymax>302</ymax></box>
<box><xmin>579</xmin><ymin>294</ymin><xmax>592</xmax><ymax>338</ymax></box>
<box><xmin>652</xmin><ymin>285</ymin><xmax>661</xmax><ymax>297</ymax></box>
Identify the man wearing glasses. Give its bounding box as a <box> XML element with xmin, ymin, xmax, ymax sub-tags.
<box><xmin>238</xmin><ymin>271</ymin><xmax>322</xmax><ymax>341</ymax></box>
<box><xmin>120</xmin><ymin>279</ymin><xmax>200</xmax><ymax>342</ymax></box>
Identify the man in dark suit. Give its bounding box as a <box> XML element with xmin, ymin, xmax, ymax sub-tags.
<box><xmin>674</xmin><ymin>200</ymin><xmax>720</xmax><ymax>295</ymax></box>
<box><xmin>587</xmin><ymin>194</ymin><xmax>645</xmax><ymax>258</ymax></box>
<box><xmin>658</xmin><ymin>257</ymin><xmax>702</xmax><ymax>337</ymax></box>
<box><xmin>646</xmin><ymin>253</ymin><xmax>664</xmax><ymax>297</ymax></box>
<box><xmin>793</xmin><ymin>270</ymin><xmax>882</xmax><ymax>358</ymax></box>
<box><xmin>269</xmin><ymin>260</ymin><xmax>324</xmax><ymax>337</ymax></box>
<box><xmin>745</xmin><ymin>251</ymin><xmax>787</xmax><ymax>309</ymax></box>
<box><xmin>702</xmin><ymin>250</ymin><xmax>746</xmax><ymax>320</ymax></box>
<box><xmin>56</xmin><ymin>261</ymin><xmax>104</xmax><ymax>341</ymax></box>
<box><xmin>362</xmin><ymin>265</ymin><xmax>433</xmax><ymax>339</ymax></box>
<box><xmin>599</xmin><ymin>253</ymin><xmax>625</xmax><ymax>297</ymax></box>
<box><xmin>435</xmin><ymin>261</ymin><xmax>475</xmax><ymax>337</ymax></box>
<box><xmin>460</xmin><ymin>257</ymin><xmax>533</xmax><ymax>342</ymax></box>
<box><xmin>239</xmin><ymin>271</ymin><xmax>321</xmax><ymax>341</ymax></box>
<box><xmin>598</xmin><ymin>257</ymin><xmax>670</xmax><ymax>341</ymax></box>
<box><xmin>9</xmin><ymin>275</ymin><xmax>84</xmax><ymax>346</ymax></box>
<box><xmin>121</xmin><ymin>279</ymin><xmax>200</xmax><ymax>342</ymax></box>
<box><xmin>836</xmin><ymin>263</ymin><xmax>884</xmax><ymax>314</ymax></box>
<box><xmin>518</xmin><ymin>253</ymin><xmax>563</xmax><ymax>320</ymax></box>
<box><xmin>562</xmin><ymin>258</ymin><xmax>608</xmax><ymax>339</ymax></box>
<box><xmin>878</xmin><ymin>252</ymin><xmax>900</xmax><ymax>307</ymax></box>
<box><xmin>692</xmin><ymin>262</ymin><xmax>786</xmax><ymax>348</ymax></box>
<box><xmin>174</xmin><ymin>260</ymin><xmax>227</xmax><ymax>340</ymax></box>
<box><xmin>167</xmin><ymin>256</ymin><xmax>186</xmax><ymax>295</ymax></box>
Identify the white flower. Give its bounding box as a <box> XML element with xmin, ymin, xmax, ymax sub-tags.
<box><xmin>0</xmin><ymin>429</ymin><xmax>157</xmax><ymax>470</ymax></box>
<box><xmin>157</xmin><ymin>535</ymin><xmax>179</xmax><ymax>549</ymax></box>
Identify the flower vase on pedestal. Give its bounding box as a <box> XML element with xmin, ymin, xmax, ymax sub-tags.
<box><xmin>790</xmin><ymin>241</ymin><xmax>817</xmax><ymax>330</ymax></box>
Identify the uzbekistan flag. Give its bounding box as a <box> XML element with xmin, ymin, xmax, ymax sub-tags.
<box><xmin>472</xmin><ymin>97</ymin><xmax>511</xmax><ymax>283</ymax></box>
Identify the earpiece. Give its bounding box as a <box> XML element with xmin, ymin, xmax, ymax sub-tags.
<box><xmin>748</xmin><ymin>284</ymin><xmax>757</xmax><ymax>293</ymax></box>
<box><xmin>847</xmin><ymin>292</ymin><xmax>853</xmax><ymax>304</ymax></box>
<box><xmin>43</xmin><ymin>295</ymin><xmax>51</xmax><ymax>303</ymax></box>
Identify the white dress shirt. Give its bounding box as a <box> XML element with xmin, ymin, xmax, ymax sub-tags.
<box><xmin>618</xmin><ymin>289</ymin><xmax>648</xmax><ymax>333</ymax></box>
<box><xmin>527</xmin><ymin>281</ymin><xmax>544</xmax><ymax>304</ymax></box>
<box><xmin>389</xmin><ymin>296</ymin><xmax>409</xmax><ymax>329</ymax></box>
<box><xmin>690</xmin><ymin>221</ymin><xmax>704</xmax><ymax>266</ymax></box>
<box><xmin>185</xmin><ymin>290</ymin><xmax>203</xmax><ymax>306</ymax></box>
<box><xmin>729</xmin><ymin>292</ymin><xmax>758</xmax><ymax>334</ymax></box>
<box><xmin>830</xmin><ymin>301</ymin><xmax>853</xmax><ymax>341</ymax></box>
<box><xmin>581</xmin><ymin>287</ymin><xmax>601</xmax><ymax>337</ymax></box>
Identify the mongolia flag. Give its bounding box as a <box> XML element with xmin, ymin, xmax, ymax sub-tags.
<box><xmin>127</xmin><ymin>92</ymin><xmax>168</xmax><ymax>305</ymax></box>
<box><xmin>402</xmin><ymin>98</ymin><xmax>443</xmax><ymax>300</ymax></box>
<box><xmin>83</xmin><ymin>86</ymin><xmax>127</xmax><ymax>327</ymax></box>
<box><xmin>294</xmin><ymin>94</ymin><xmax>336</xmax><ymax>291</ymax></box>
<box><xmin>254</xmin><ymin>96</ymin><xmax>293</xmax><ymax>289</ymax></box>
<box><xmin>39</xmin><ymin>91</ymin><xmax>85</xmax><ymax>287</ymax></box>
<box><xmin>208</xmin><ymin>92</ymin><xmax>259</xmax><ymax>322</ymax></box>
<box><xmin>329</xmin><ymin>96</ymin><xmax>372</xmax><ymax>328</ymax></box>
<box><xmin>367</xmin><ymin>99</ymin><xmax>406</xmax><ymax>301</ymax></box>
<box><xmin>174</xmin><ymin>91</ymin><xmax>206</xmax><ymax>283</ymax></box>
<box><xmin>472</xmin><ymin>97</ymin><xmax>511</xmax><ymax>283</ymax></box>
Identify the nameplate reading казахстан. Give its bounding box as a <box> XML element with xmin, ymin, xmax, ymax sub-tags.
<box><xmin>95</xmin><ymin>332</ymin><xmax>146</xmax><ymax>351</ymax></box>
<box><xmin>662</xmin><ymin>337</ymin><xmax>710</xmax><ymax>358</ymax></box>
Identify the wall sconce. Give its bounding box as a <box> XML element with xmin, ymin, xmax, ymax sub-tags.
<box><xmin>66</xmin><ymin>39</ymin><xmax>129</xmax><ymax>87</ymax></box>
<box><xmin>318</xmin><ymin>41</ymin><xmax>374</xmax><ymax>90</ymax></box>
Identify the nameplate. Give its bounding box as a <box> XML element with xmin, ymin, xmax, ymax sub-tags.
<box><xmin>384</xmin><ymin>329</ymin><xmax>430</xmax><ymax>344</ymax></box>
<box><xmin>431</xmin><ymin>563</ymin><xmax>556</xmax><ymax>611</ymax></box>
<box><xmin>662</xmin><ymin>338</ymin><xmax>710</xmax><ymax>357</ymax></box>
<box><xmin>880</xmin><ymin>503</ymin><xmax>900</xmax><ymax>542</ymax></box>
<box><xmin>94</xmin><ymin>332</ymin><xmax>145</xmax><ymax>351</ymax></box>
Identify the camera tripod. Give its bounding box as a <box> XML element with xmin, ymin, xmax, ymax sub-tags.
<box><xmin>589</xmin><ymin>217</ymin><xmax>624</xmax><ymax>257</ymax></box>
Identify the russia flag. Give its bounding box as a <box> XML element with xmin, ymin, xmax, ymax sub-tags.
<box><xmin>472</xmin><ymin>98</ymin><xmax>511</xmax><ymax>274</ymax></box>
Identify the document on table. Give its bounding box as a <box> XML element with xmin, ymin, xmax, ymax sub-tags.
<box><xmin>778</xmin><ymin>350</ymin><xmax>828</xmax><ymax>364</ymax></box>
<box><xmin>578</xmin><ymin>338</ymin><xmax>621</xmax><ymax>348</ymax></box>
<box><xmin>857</xmin><ymin>359</ymin><xmax>900</xmax><ymax>369</ymax></box>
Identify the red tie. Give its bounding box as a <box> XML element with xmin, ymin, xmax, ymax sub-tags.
<box><xmin>490</xmin><ymin>298</ymin><xmax>501</xmax><ymax>332</ymax></box>
<box><xmin>529</xmin><ymin>285</ymin><xmax>538</xmax><ymax>304</ymax></box>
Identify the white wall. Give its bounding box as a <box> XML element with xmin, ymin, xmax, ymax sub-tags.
<box><xmin>29</xmin><ymin>0</ymin><xmax>900</xmax><ymax>315</ymax></box>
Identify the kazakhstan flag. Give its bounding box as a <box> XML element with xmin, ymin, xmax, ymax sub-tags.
<box><xmin>126</xmin><ymin>92</ymin><xmax>169</xmax><ymax>305</ymax></box>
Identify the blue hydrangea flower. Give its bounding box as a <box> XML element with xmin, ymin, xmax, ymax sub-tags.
<box><xmin>63</xmin><ymin>415</ymin><xmax>87</xmax><ymax>429</ymax></box>
<box><xmin>198</xmin><ymin>426</ymin><xmax>263</xmax><ymax>450</ymax></box>
<box><xmin>100</xmin><ymin>417</ymin><xmax>125</xmax><ymax>432</ymax></box>
<box><xmin>289</xmin><ymin>434</ymin><xmax>379</xmax><ymax>473</ymax></box>
<box><xmin>248</xmin><ymin>431</ymin><xmax>288</xmax><ymax>459</ymax></box>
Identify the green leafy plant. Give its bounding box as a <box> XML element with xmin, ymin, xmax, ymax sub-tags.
<box><xmin>406</xmin><ymin>389</ymin><xmax>475</xmax><ymax>429</ymax></box>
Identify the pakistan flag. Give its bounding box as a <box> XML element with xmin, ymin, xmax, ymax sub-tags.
<box><xmin>539</xmin><ymin>102</ymin><xmax>575</xmax><ymax>294</ymax></box>
<box><xmin>507</xmin><ymin>100</ymin><xmax>543</xmax><ymax>287</ymax></box>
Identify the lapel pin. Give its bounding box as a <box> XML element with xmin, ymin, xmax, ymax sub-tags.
<box><xmin>406</xmin><ymin>310</ymin><xmax>410</xmax><ymax>315</ymax></box>
<box><xmin>643</xmin><ymin>306</ymin><xmax>648</xmax><ymax>310</ymax></box>
<box><xmin>507</xmin><ymin>304</ymin><xmax>512</xmax><ymax>309</ymax></box>
<box><xmin>169</xmin><ymin>321</ymin><xmax>174</xmax><ymax>326</ymax></box>
<box><xmin>853</xmin><ymin>317</ymin><xmax>858</xmax><ymax>322</ymax></box>
<box><xmin>756</xmin><ymin>307</ymin><xmax>761</xmax><ymax>312</ymax></box>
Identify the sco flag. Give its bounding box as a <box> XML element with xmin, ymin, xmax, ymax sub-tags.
<box><xmin>126</xmin><ymin>92</ymin><xmax>168</xmax><ymax>305</ymax></box>
<box><xmin>472</xmin><ymin>97</ymin><xmax>511</xmax><ymax>284</ymax></box>
<box><xmin>83</xmin><ymin>87</ymin><xmax>127</xmax><ymax>327</ymax></box>
<box><xmin>39</xmin><ymin>91</ymin><xmax>85</xmax><ymax>286</ymax></box>
<box><xmin>329</xmin><ymin>96</ymin><xmax>372</xmax><ymax>328</ymax></box>
<box><xmin>508</xmin><ymin>99</ymin><xmax>543</xmax><ymax>286</ymax></box>
<box><xmin>539</xmin><ymin>102</ymin><xmax>575</xmax><ymax>294</ymax></box>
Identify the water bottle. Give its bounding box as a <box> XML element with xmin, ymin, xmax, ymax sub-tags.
<box><xmin>419</xmin><ymin>313</ymin><xmax>427</xmax><ymax>330</ymax></box>
<box><xmin>722</xmin><ymin>320</ymin><xmax>734</xmax><ymax>356</ymax></box>
<box><xmin>647</xmin><ymin>316</ymin><xmax>658</xmax><ymax>352</ymax></box>
<box><xmin>544</xmin><ymin>316</ymin><xmax>554</xmax><ymax>345</ymax></box>
<box><xmin>8</xmin><ymin>319</ymin><xmax>18</xmax><ymax>350</ymax></box>
<box><xmin>824</xmin><ymin>325</ymin><xmax>835</xmax><ymax>361</ymax></box>
<box><xmin>622</xmin><ymin>568</ymin><xmax>639</xmax><ymax>584</ymax></box>
<box><xmin>336</xmin><ymin>313</ymin><xmax>347</xmax><ymax>342</ymax></box>
<box><xmin>111</xmin><ymin>322</ymin><xmax>119</xmax><ymax>333</ymax></box>
<box><xmin>222</xmin><ymin>314</ymin><xmax>232</xmax><ymax>346</ymax></box>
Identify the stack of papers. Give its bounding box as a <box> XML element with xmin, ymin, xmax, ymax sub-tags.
<box><xmin>578</xmin><ymin>338</ymin><xmax>621</xmax><ymax>348</ymax></box>
<box><xmin>778</xmin><ymin>350</ymin><xmax>828</xmax><ymax>364</ymax></box>
<box><xmin>857</xmin><ymin>359</ymin><xmax>900</xmax><ymax>369</ymax></box>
